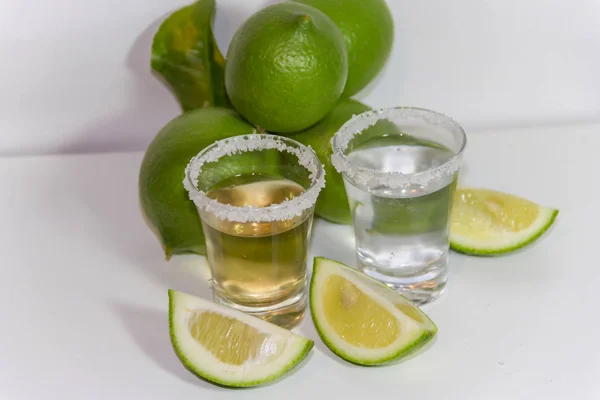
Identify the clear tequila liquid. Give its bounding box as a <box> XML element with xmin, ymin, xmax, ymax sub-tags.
<box><xmin>202</xmin><ymin>174</ymin><xmax>311</xmax><ymax>328</ymax></box>
<box><xmin>345</xmin><ymin>141</ymin><xmax>457</xmax><ymax>304</ymax></box>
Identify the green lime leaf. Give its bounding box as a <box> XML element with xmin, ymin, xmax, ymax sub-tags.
<box><xmin>151</xmin><ymin>0</ymin><xmax>231</xmax><ymax>111</ymax></box>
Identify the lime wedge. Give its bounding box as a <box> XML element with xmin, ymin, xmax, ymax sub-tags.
<box><xmin>450</xmin><ymin>188</ymin><xmax>558</xmax><ymax>255</ymax></box>
<box><xmin>169</xmin><ymin>290</ymin><xmax>313</xmax><ymax>387</ymax></box>
<box><xmin>309</xmin><ymin>257</ymin><xmax>437</xmax><ymax>365</ymax></box>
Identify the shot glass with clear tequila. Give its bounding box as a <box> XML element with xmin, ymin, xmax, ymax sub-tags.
<box><xmin>184</xmin><ymin>134</ymin><xmax>324</xmax><ymax>329</ymax></box>
<box><xmin>332</xmin><ymin>107</ymin><xmax>466</xmax><ymax>304</ymax></box>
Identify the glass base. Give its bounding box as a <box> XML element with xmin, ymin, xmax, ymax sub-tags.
<box><xmin>358</xmin><ymin>252</ymin><xmax>448</xmax><ymax>305</ymax></box>
<box><xmin>212</xmin><ymin>289</ymin><xmax>307</xmax><ymax>330</ymax></box>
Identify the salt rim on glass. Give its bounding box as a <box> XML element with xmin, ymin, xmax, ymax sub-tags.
<box><xmin>331</xmin><ymin>107</ymin><xmax>466</xmax><ymax>191</ymax></box>
<box><xmin>183</xmin><ymin>134</ymin><xmax>325</xmax><ymax>223</ymax></box>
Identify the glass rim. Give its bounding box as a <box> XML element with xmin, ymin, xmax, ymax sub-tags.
<box><xmin>331</xmin><ymin>106</ymin><xmax>467</xmax><ymax>190</ymax></box>
<box><xmin>183</xmin><ymin>134</ymin><xmax>325</xmax><ymax>223</ymax></box>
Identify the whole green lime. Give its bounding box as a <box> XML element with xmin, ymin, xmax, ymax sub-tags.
<box><xmin>293</xmin><ymin>99</ymin><xmax>404</xmax><ymax>224</ymax></box>
<box><xmin>139</xmin><ymin>108</ymin><xmax>255</xmax><ymax>258</ymax></box>
<box><xmin>225</xmin><ymin>2</ymin><xmax>348</xmax><ymax>133</ymax></box>
<box><xmin>292</xmin><ymin>99</ymin><xmax>370</xmax><ymax>224</ymax></box>
<box><xmin>293</xmin><ymin>0</ymin><xmax>394</xmax><ymax>96</ymax></box>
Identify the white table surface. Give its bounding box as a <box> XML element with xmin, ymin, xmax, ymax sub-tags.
<box><xmin>1</xmin><ymin>123</ymin><xmax>598</xmax><ymax>399</ymax></box>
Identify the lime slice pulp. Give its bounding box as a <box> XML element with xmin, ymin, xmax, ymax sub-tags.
<box><xmin>169</xmin><ymin>290</ymin><xmax>313</xmax><ymax>387</ymax></box>
<box><xmin>309</xmin><ymin>257</ymin><xmax>437</xmax><ymax>365</ymax></box>
<box><xmin>450</xmin><ymin>188</ymin><xmax>558</xmax><ymax>255</ymax></box>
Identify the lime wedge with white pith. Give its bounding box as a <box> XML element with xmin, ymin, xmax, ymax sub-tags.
<box><xmin>310</xmin><ymin>258</ymin><xmax>437</xmax><ymax>366</ymax></box>
<box><xmin>450</xmin><ymin>188</ymin><xmax>559</xmax><ymax>256</ymax></box>
<box><xmin>168</xmin><ymin>290</ymin><xmax>313</xmax><ymax>387</ymax></box>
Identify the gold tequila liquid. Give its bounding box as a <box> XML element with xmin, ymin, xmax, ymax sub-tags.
<box><xmin>202</xmin><ymin>174</ymin><xmax>312</xmax><ymax>328</ymax></box>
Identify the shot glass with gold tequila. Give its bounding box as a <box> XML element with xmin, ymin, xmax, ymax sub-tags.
<box><xmin>184</xmin><ymin>134</ymin><xmax>325</xmax><ymax>329</ymax></box>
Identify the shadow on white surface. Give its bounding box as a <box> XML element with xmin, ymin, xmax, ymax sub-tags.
<box><xmin>58</xmin><ymin>14</ymin><xmax>179</xmax><ymax>155</ymax></box>
<box><xmin>309</xmin><ymin>220</ymin><xmax>357</xmax><ymax>268</ymax></box>
<box><xmin>293</xmin><ymin>306</ymin><xmax>349</xmax><ymax>368</ymax></box>
<box><xmin>57</xmin><ymin>0</ymin><xmax>261</xmax><ymax>155</ymax></box>
<box><xmin>110</xmin><ymin>302</ymin><xmax>323</xmax><ymax>390</ymax></box>
<box><xmin>214</xmin><ymin>0</ymin><xmax>280</xmax><ymax>54</ymax></box>
<box><xmin>352</xmin><ymin>54</ymin><xmax>391</xmax><ymax>105</ymax></box>
<box><xmin>51</xmin><ymin>151</ymin><xmax>215</xmax><ymax>301</ymax></box>
<box><xmin>261</xmin><ymin>0</ymin><xmax>284</xmax><ymax>8</ymax></box>
<box><xmin>111</xmin><ymin>302</ymin><xmax>219</xmax><ymax>390</ymax></box>
<box><xmin>58</xmin><ymin>0</ymin><xmax>291</xmax><ymax>156</ymax></box>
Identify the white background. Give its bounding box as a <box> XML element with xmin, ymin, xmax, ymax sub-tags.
<box><xmin>1</xmin><ymin>0</ymin><xmax>599</xmax><ymax>156</ymax></box>
<box><xmin>1</xmin><ymin>1</ymin><xmax>599</xmax><ymax>397</ymax></box>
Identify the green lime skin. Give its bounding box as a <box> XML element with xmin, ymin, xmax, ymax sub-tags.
<box><xmin>293</xmin><ymin>99</ymin><xmax>403</xmax><ymax>224</ymax></box>
<box><xmin>225</xmin><ymin>2</ymin><xmax>348</xmax><ymax>133</ymax></box>
<box><xmin>139</xmin><ymin>108</ymin><xmax>255</xmax><ymax>258</ymax></box>
<box><xmin>293</xmin><ymin>0</ymin><xmax>394</xmax><ymax>96</ymax></box>
<box><xmin>292</xmin><ymin>98</ymin><xmax>370</xmax><ymax>224</ymax></box>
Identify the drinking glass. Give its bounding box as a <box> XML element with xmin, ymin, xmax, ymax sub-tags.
<box><xmin>331</xmin><ymin>107</ymin><xmax>466</xmax><ymax>304</ymax></box>
<box><xmin>184</xmin><ymin>134</ymin><xmax>324</xmax><ymax>328</ymax></box>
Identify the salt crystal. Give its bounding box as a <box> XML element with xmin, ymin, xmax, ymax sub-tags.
<box><xmin>331</xmin><ymin>107</ymin><xmax>465</xmax><ymax>191</ymax></box>
<box><xmin>183</xmin><ymin>134</ymin><xmax>325</xmax><ymax>223</ymax></box>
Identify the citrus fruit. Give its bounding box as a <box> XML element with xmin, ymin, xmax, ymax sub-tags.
<box><xmin>139</xmin><ymin>108</ymin><xmax>255</xmax><ymax>258</ymax></box>
<box><xmin>310</xmin><ymin>257</ymin><xmax>437</xmax><ymax>365</ymax></box>
<box><xmin>292</xmin><ymin>99</ymin><xmax>370</xmax><ymax>223</ymax></box>
<box><xmin>292</xmin><ymin>99</ymin><xmax>404</xmax><ymax>224</ymax></box>
<box><xmin>293</xmin><ymin>0</ymin><xmax>394</xmax><ymax>96</ymax></box>
<box><xmin>169</xmin><ymin>289</ymin><xmax>313</xmax><ymax>387</ymax></box>
<box><xmin>450</xmin><ymin>188</ymin><xmax>559</xmax><ymax>255</ymax></box>
<box><xmin>225</xmin><ymin>2</ymin><xmax>348</xmax><ymax>133</ymax></box>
